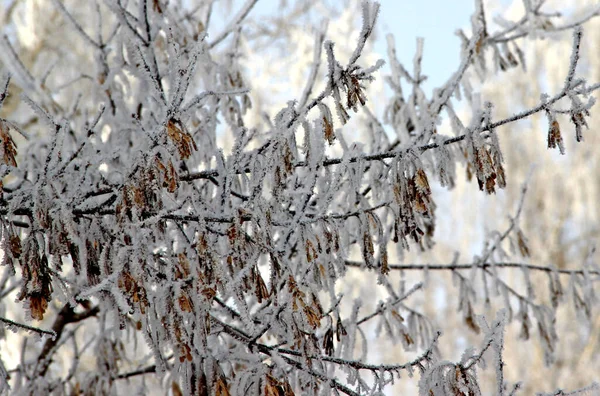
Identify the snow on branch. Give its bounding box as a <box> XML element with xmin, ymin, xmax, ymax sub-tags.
<box><xmin>1</xmin><ymin>0</ymin><xmax>600</xmax><ymax>394</ymax></box>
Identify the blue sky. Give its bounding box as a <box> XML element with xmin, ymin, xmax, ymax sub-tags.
<box><xmin>245</xmin><ymin>0</ymin><xmax>481</xmax><ymax>95</ymax></box>
<box><xmin>375</xmin><ymin>0</ymin><xmax>475</xmax><ymax>94</ymax></box>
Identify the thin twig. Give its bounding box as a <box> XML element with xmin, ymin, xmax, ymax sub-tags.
<box><xmin>344</xmin><ymin>260</ymin><xmax>600</xmax><ymax>276</ymax></box>
<box><xmin>208</xmin><ymin>0</ymin><xmax>259</xmax><ymax>48</ymax></box>
<box><xmin>0</xmin><ymin>316</ymin><xmax>56</xmax><ymax>338</ymax></box>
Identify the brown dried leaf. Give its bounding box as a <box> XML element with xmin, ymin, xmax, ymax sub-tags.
<box><xmin>464</xmin><ymin>303</ymin><xmax>480</xmax><ymax>334</ymax></box>
<box><xmin>176</xmin><ymin>253</ymin><xmax>190</xmax><ymax>279</ymax></box>
<box><xmin>305</xmin><ymin>240</ymin><xmax>314</xmax><ymax>263</ymax></box>
<box><xmin>520</xmin><ymin>313</ymin><xmax>530</xmax><ymax>340</ymax></box>
<box><xmin>495</xmin><ymin>162</ymin><xmax>506</xmax><ymax>189</ymax></box>
<box><xmin>196</xmin><ymin>233</ymin><xmax>209</xmax><ymax>254</ymax></box>
<box><xmin>466</xmin><ymin>162</ymin><xmax>474</xmax><ymax>181</ymax></box>
<box><xmin>547</xmin><ymin>120</ymin><xmax>565</xmax><ymax>154</ymax></box>
<box><xmin>380</xmin><ymin>250</ymin><xmax>389</xmax><ymax>275</ymax></box>
<box><xmin>265</xmin><ymin>374</ymin><xmax>294</xmax><ymax>396</ymax></box>
<box><xmin>475</xmin><ymin>38</ymin><xmax>483</xmax><ymax>55</ymax></box>
<box><xmin>402</xmin><ymin>330</ymin><xmax>414</xmax><ymax>346</ymax></box>
<box><xmin>201</xmin><ymin>287</ymin><xmax>217</xmax><ymax>300</ymax></box>
<box><xmin>9</xmin><ymin>233</ymin><xmax>21</xmax><ymax>258</ymax></box>
<box><xmin>118</xmin><ymin>270</ymin><xmax>148</xmax><ymax>314</ymax></box>
<box><xmin>283</xmin><ymin>144</ymin><xmax>294</xmax><ymax>175</ymax></box>
<box><xmin>216</xmin><ymin>377</ymin><xmax>230</xmax><ymax>396</ymax></box>
<box><xmin>304</xmin><ymin>305</ymin><xmax>321</xmax><ymax>329</ymax></box>
<box><xmin>484</xmin><ymin>173</ymin><xmax>497</xmax><ymax>194</ymax></box>
<box><xmin>336</xmin><ymin>316</ymin><xmax>347</xmax><ymax>342</ymax></box>
<box><xmin>572</xmin><ymin>112</ymin><xmax>587</xmax><ymax>142</ymax></box>
<box><xmin>29</xmin><ymin>295</ymin><xmax>49</xmax><ymax>321</ymax></box>
<box><xmin>166</xmin><ymin>160</ymin><xmax>179</xmax><ymax>192</ymax></box>
<box><xmin>414</xmin><ymin>169</ymin><xmax>431</xmax><ymax>195</ymax></box>
<box><xmin>227</xmin><ymin>225</ymin><xmax>237</xmax><ymax>244</ymax></box>
<box><xmin>391</xmin><ymin>309</ymin><xmax>404</xmax><ymax>323</ymax></box>
<box><xmin>516</xmin><ymin>230</ymin><xmax>530</xmax><ymax>257</ymax></box>
<box><xmin>362</xmin><ymin>231</ymin><xmax>375</xmax><ymax>266</ymax></box>
<box><xmin>323</xmin><ymin>117</ymin><xmax>335</xmax><ymax>145</ymax></box>
<box><xmin>255</xmin><ymin>272</ymin><xmax>270</xmax><ymax>303</ymax></box>
<box><xmin>167</xmin><ymin>119</ymin><xmax>197</xmax><ymax>159</ymax></box>
<box><xmin>346</xmin><ymin>75</ymin><xmax>367</xmax><ymax>112</ymax></box>
<box><xmin>322</xmin><ymin>328</ymin><xmax>334</xmax><ymax>356</ymax></box>
<box><xmin>171</xmin><ymin>381</ymin><xmax>183</xmax><ymax>396</ymax></box>
<box><xmin>178</xmin><ymin>293</ymin><xmax>193</xmax><ymax>312</ymax></box>
<box><xmin>0</xmin><ymin>121</ymin><xmax>17</xmax><ymax>167</ymax></box>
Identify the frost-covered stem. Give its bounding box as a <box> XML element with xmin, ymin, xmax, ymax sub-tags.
<box><xmin>50</xmin><ymin>0</ymin><xmax>102</xmax><ymax>49</ymax></box>
<box><xmin>212</xmin><ymin>315</ymin><xmax>361</xmax><ymax>396</ymax></box>
<box><xmin>0</xmin><ymin>70</ymin><xmax>593</xmax><ymax>225</ymax></box>
<box><xmin>0</xmin><ymin>280</ymin><xmax>19</xmax><ymax>299</ymax></box>
<box><xmin>429</xmin><ymin>27</ymin><xmax>482</xmax><ymax>116</ymax></box>
<box><xmin>483</xmin><ymin>266</ymin><xmax>542</xmax><ymax>310</ymax></box>
<box><xmin>56</xmin><ymin>105</ymin><xmax>106</xmax><ymax>176</ymax></box>
<box><xmin>283</xmin><ymin>3</ymin><xmax>381</xmax><ymax>130</ymax></box>
<box><xmin>141</xmin><ymin>0</ymin><xmax>151</xmax><ymax>43</ymax></box>
<box><xmin>140</xmin><ymin>41</ymin><xmax>166</xmax><ymax>105</ymax></box>
<box><xmin>347</xmin><ymin>1</ymin><xmax>380</xmax><ymax>66</ymax></box>
<box><xmin>478</xmin><ymin>179</ymin><xmax>529</xmax><ymax>265</ymax></box>
<box><xmin>508</xmin><ymin>382</ymin><xmax>523</xmax><ymax>396</ymax></box>
<box><xmin>305</xmin><ymin>201</ymin><xmax>390</xmax><ymax>223</ymax></box>
<box><xmin>463</xmin><ymin>321</ymin><xmax>504</xmax><ymax>371</ymax></box>
<box><xmin>356</xmin><ymin>282</ymin><xmax>424</xmax><ymax>325</ymax></box>
<box><xmin>116</xmin><ymin>356</ymin><xmax>174</xmax><ymax>380</ymax></box>
<box><xmin>0</xmin><ymin>74</ymin><xmax>10</xmax><ymax>107</ymax></box>
<box><xmin>544</xmin><ymin>383</ymin><xmax>600</xmax><ymax>396</ymax></box>
<box><xmin>485</xmin><ymin>0</ymin><xmax>544</xmax><ymax>43</ymax></box>
<box><xmin>178</xmin><ymin>77</ymin><xmax>598</xmax><ymax>184</ymax></box>
<box><xmin>418</xmin><ymin>79</ymin><xmax>591</xmax><ymax>150</ymax></box>
<box><xmin>183</xmin><ymin>89</ymin><xmax>250</xmax><ymax>112</ymax></box>
<box><xmin>494</xmin><ymin>313</ymin><xmax>507</xmax><ymax>396</ymax></box>
<box><xmin>134</xmin><ymin>44</ymin><xmax>167</xmax><ymax>105</ymax></box>
<box><xmin>344</xmin><ymin>261</ymin><xmax>600</xmax><ymax>276</ymax></box>
<box><xmin>261</xmin><ymin>331</ymin><xmax>441</xmax><ymax>373</ymax></box>
<box><xmin>1</xmin><ymin>1</ymin><xmax>600</xmax><ymax>394</ymax></box>
<box><xmin>298</xmin><ymin>24</ymin><xmax>328</xmax><ymax>109</ymax></box>
<box><xmin>34</xmin><ymin>304</ymin><xmax>100</xmax><ymax>377</ymax></box>
<box><xmin>213</xmin><ymin>308</ymin><xmax>437</xmax><ymax>385</ymax></box>
<box><xmin>474</xmin><ymin>0</ymin><xmax>488</xmax><ymax>37</ymax></box>
<box><xmin>0</xmin><ymin>35</ymin><xmax>35</xmax><ymax>91</ymax></box>
<box><xmin>277</xmin><ymin>354</ymin><xmax>361</xmax><ymax>396</ymax></box>
<box><xmin>492</xmin><ymin>6</ymin><xmax>600</xmax><ymax>44</ymax></box>
<box><xmin>496</xmin><ymin>345</ymin><xmax>505</xmax><ymax>396</ymax></box>
<box><xmin>564</xmin><ymin>27</ymin><xmax>582</xmax><ymax>90</ymax></box>
<box><xmin>107</xmin><ymin>0</ymin><xmax>149</xmax><ymax>45</ymax></box>
<box><xmin>0</xmin><ymin>316</ymin><xmax>56</xmax><ymax>338</ymax></box>
<box><xmin>208</xmin><ymin>0</ymin><xmax>259</xmax><ymax>48</ymax></box>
